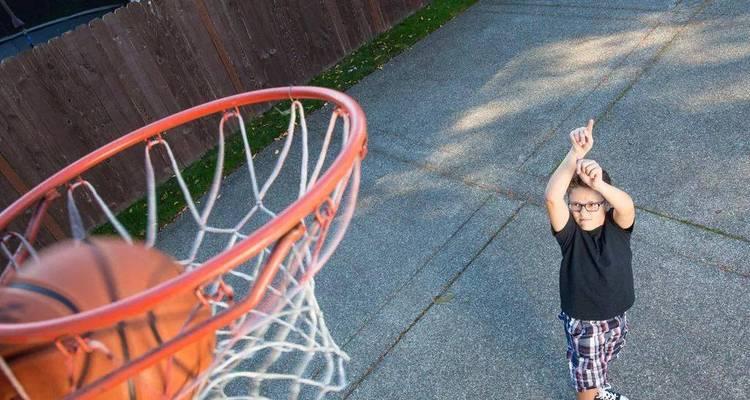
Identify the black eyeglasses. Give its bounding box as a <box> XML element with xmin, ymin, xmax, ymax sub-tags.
<box><xmin>568</xmin><ymin>201</ymin><xmax>605</xmax><ymax>212</ymax></box>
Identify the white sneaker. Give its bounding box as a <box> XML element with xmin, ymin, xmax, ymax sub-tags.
<box><xmin>595</xmin><ymin>388</ymin><xmax>629</xmax><ymax>400</ymax></box>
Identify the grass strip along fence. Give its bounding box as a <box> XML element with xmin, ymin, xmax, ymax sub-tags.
<box><xmin>95</xmin><ymin>0</ymin><xmax>477</xmax><ymax>237</ymax></box>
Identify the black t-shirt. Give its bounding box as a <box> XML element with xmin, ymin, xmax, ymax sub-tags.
<box><xmin>551</xmin><ymin>208</ymin><xmax>635</xmax><ymax>320</ymax></box>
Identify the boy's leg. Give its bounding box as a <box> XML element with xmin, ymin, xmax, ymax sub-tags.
<box><xmin>576</xmin><ymin>388</ymin><xmax>599</xmax><ymax>400</ymax></box>
<box><xmin>560</xmin><ymin>312</ymin><xmax>613</xmax><ymax>398</ymax></box>
<box><xmin>561</xmin><ymin>313</ymin><xmax>602</xmax><ymax>398</ymax></box>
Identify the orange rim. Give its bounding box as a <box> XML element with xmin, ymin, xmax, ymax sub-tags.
<box><xmin>0</xmin><ymin>86</ymin><xmax>367</xmax><ymax>344</ymax></box>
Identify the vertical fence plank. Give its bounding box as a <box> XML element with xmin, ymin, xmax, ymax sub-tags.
<box><xmin>61</xmin><ymin>25</ymin><xmax>140</xmax><ymax>145</ymax></box>
<box><xmin>3</xmin><ymin>53</ymin><xmax>76</xmax><ymax>181</ymax></box>
<box><xmin>294</xmin><ymin>0</ymin><xmax>345</xmax><ymax>77</ymax></box>
<box><xmin>0</xmin><ymin>68</ymin><xmax>37</xmax><ymax>205</ymax></box>
<box><xmin>206</xmin><ymin>2</ymin><xmax>266</xmax><ymax>90</ymax></box>
<box><xmin>165</xmin><ymin>0</ymin><xmax>236</xmax><ymax>100</ymax></box>
<box><xmin>379</xmin><ymin>0</ymin><xmax>427</xmax><ymax>28</ymax></box>
<box><xmin>321</xmin><ymin>0</ymin><xmax>353</xmax><ymax>56</ymax></box>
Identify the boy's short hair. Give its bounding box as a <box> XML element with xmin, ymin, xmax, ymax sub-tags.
<box><xmin>566</xmin><ymin>169</ymin><xmax>612</xmax><ymax>195</ymax></box>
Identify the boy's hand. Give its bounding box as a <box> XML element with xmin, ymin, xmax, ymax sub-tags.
<box><xmin>576</xmin><ymin>159</ymin><xmax>604</xmax><ymax>190</ymax></box>
<box><xmin>569</xmin><ymin>119</ymin><xmax>594</xmax><ymax>158</ymax></box>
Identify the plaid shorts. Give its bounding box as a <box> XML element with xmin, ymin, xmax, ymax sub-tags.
<box><xmin>558</xmin><ymin>311</ymin><xmax>629</xmax><ymax>392</ymax></box>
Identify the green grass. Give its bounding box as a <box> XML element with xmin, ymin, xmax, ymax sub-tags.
<box><xmin>310</xmin><ymin>0</ymin><xmax>478</xmax><ymax>89</ymax></box>
<box><xmin>94</xmin><ymin>0</ymin><xmax>478</xmax><ymax>238</ymax></box>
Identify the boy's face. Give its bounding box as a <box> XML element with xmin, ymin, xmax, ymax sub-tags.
<box><xmin>567</xmin><ymin>187</ymin><xmax>607</xmax><ymax>231</ymax></box>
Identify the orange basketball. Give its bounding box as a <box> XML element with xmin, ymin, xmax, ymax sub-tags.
<box><xmin>0</xmin><ymin>238</ymin><xmax>215</xmax><ymax>399</ymax></box>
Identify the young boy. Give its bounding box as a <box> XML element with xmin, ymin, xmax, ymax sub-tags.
<box><xmin>544</xmin><ymin>120</ymin><xmax>635</xmax><ymax>400</ymax></box>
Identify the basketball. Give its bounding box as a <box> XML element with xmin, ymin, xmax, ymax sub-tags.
<box><xmin>0</xmin><ymin>238</ymin><xmax>214</xmax><ymax>399</ymax></box>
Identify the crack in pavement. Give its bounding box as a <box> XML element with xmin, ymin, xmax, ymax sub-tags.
<box><xmin>342</xmin><ymin>202</ymin><xmax>527</xmax><ymax>398</ymax></box>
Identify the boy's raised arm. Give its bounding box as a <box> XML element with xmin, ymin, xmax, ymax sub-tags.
<box><xmin>593</xmin><ymin>182</ymin><xmax>635</xmax><ymax>229</ymax></box>
<box><xmin>544</xmin><ymin>120</ymin><xmax>593</xmax><ymax>232</ymax></box>
<box><xmin>574</xmin><ymin>156</ymin><xmax>636</xmax><ymax>230</ymax></box>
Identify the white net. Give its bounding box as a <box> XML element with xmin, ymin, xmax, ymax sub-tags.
<box><xmin>0</xmin><ymin>97</ymin><xmax>362</xmax><ymax>399</ymax></box>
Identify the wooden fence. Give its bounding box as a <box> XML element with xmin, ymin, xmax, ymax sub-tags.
<box><xmin>0</xmin><ymin>0</ymin><xmax>426</xmax><ymax>239</ymax></box>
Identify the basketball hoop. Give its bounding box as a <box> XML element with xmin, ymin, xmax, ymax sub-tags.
<box><xmin>0</xmin><ymin>86</ymin><xmax>367</xmax><ymax>399</ymax></box>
